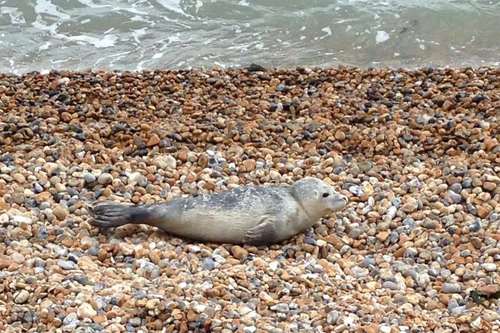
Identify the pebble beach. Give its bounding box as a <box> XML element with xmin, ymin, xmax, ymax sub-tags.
<box><xmin>0</xmin><ymin>65</ymin><xmax>499</xmax><ymax>333</ymax></box>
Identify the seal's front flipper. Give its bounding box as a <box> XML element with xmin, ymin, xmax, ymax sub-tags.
<box><xmin>241</xmin><ymin>218</ymin><xmax>279</xmax><ymax>246</ymax></box>
<box><xmin>88</xmin><ymin>201</ymin><xmax>136</xmax><ymax>228</ymax></box>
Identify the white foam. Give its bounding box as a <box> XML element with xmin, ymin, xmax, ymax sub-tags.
<box><xmin>121</xmin><ymin>6</ymin><xmax>150</xmax><ymax>15</ymax></box>
<box><xmin>376</xmin><ymin>30</ymin><xmax>390</xmax><ymax>44</ymax></box>
<box><xmin>135</xmin><ymin>48</ymin><xmax>150</xmax><ymax>71</ymax></box>
<box><xmin>321</xmin><ymin>27</ymin><xmax>332</xmax><ymax>37</ymax></box>
<box><xmin>67</xmin><ymin>34</ymin><xmax>118</xmax><ymax>48</ymax></box>
<box><xmin>157</xmin><ymin>0</ymin><xmax>192</xmax><ymax>17</ymax></box>
<box><xmin>35</xmin><ymin>0</ymin><xmax>71</xmax><ymax>20</ymax></box>
<box><xmin>203</xmin><ymin>38</ymin><xmax>214</xmax><ymax>45</ymax></box>
<box><xmin>51</xmin><ymin>58</ymin><xmax>71</xmax><ymax>64</ymax></box>
<box><xmin>131</xmin><ymin>28</ymin><xmax>148</xmax><ymax>43</ymax></box>
<box><xmin>228</xmin><ymin>44</ymin><xmax>250</xmax><ymax>51</ymax></box>
<box><xmin>213</xmin><ymin>61</ymin><xmax>226</xmax><ymax>68</ymax></box>
<box><xmin>337</xmin><ymin>19</ymin><xmax>356</xmax><ymax>24</ymax></box>
<box><xmin>130</xmin><ymin>15</ymin><xmax>155</xmax><ymax>27</ymax></box>
<box><xmin>94</xmin><ymin>50</ymin><xmax>133</xmax><ymax>67</ymax></box>
<box><xmin>109</xmin><ymin>53</ymin><xmax>132</xmax><ymax>66</ymax></box>
<box><xmin>31</xmin><ymin>19</ymin><xmax>60</xmax><ymax>35</ymax></box>
<box><xmin>38</xmin><ymin>42</ymin><xmax>51</xmax><ymax>51</ymax></box>
<box><xmin>76</xmin><ymin>0</ymin><xmax>99</xmax><ymax>7</ymax></box>
<box><xmin>77</xmin><ymin>0</ymin><xmax>149</xmax><ymax>15</ymax></box>
<box><xmin>170</xmin><ymin>36</ymin><xmax>181</xmax><ymax>43</ymax></box>
<box><xmin>137</xmin><ymin>60</ymin><xmax>147</xmax><ymax>71</ymax></box>
<box><xmin>152</xmin><ymin>53</ymin><xmax>163</xmax><ymax>59</ymax></box>
<box><xmin>159</xmin><ymin>35</ymin><xmax>182</xmax><ymax>50</ymax></box>
<box><xmin>32</xmin><ymin>11</ymin><xmax>118</xmax><ymax>49</ymax></box>
<box><xmin>1</xmin><ymin>7</ymin><xmax>26</xmax><ymax>25</ymax></box>
<box><xmin>195</xmin><ymin>0</ymin><xmax>203</xmax><ymax>12</ymax></box>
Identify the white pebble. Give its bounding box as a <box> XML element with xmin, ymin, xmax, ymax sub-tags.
<box><xmin>344</xmin><ymin>316</ymin><xmax>355</xmax><ymax>326</ymax></box>
<box><xmin>268</xmin><ymin>261</ymin><xmax>279</xmax><ymax>271</ymax></box>
<box><xmin>77</xmin><ymin>302</ymin><xmax>97</xmax><ymax>319</ymax></box>
<box><xmin>243</xmin><ymin>326</ymin><xmax>256</xmax><ymax>333</ymax></box>
<box><xmin>316</xmin><ymin>239</ymin><xmax>327</xmax><ymax>247</ymax></box>
<box><xmin>385</xmin><ymin>206</ymin><xmax>398</xmax><ymax>221</ymax></box>
<box><xmin>194</xmin><ymin>304</ymin><xmax>206</xmax><ymax>313</ymax></box>
<box><xmin>0</xmin><ymin>214</ymin><xmax>9</xmax><ymax>223</ymax></box>
<box><xmin>482</xmin><ymin>263</ymin><xmax>497</xmax><ymax>272</ymax></box>
<box><xmin>13</xmin><ymin>215</ymin><xmax>32</xmax><ymax>224</ymax></box>
<box><xmin>380</xmin><ymin>325</ymin><xmax>391</xmax><ymax>333</ymax></box>
<box><xmin>189</xmin><ymin>245</ymin><xmax>201</xmax><ymax>253</ymax></box>
<box><xmin>129</xmin><ymin>172</ymin><xmax>147</xmax><ymax>187</ymax></box>
<box><xmin>471</xmin><ymin>316</ymin><xmax>482</xmax><ymax>328</ymax></box>
<box><xmin>14</xmin><ymin>290</ymin><xmax>30</xmax><ymax>304</ymax></box>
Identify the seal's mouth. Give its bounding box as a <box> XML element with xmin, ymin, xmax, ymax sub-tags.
<box><xmin>328</xmin><ymin>194</ymin><xmax>348</xmax><ymax>212</ymax></box>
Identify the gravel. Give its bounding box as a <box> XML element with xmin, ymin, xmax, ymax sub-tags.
<box><xmin>0</xmin><ymin>66</ymin><xmax>499</xmax><ymax>332</ymax></box>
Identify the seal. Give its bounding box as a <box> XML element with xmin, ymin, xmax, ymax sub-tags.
<box><xmin>88</xmin><ymin>177</ymin><xmax>348</xmax><ymax>246</ymax></box>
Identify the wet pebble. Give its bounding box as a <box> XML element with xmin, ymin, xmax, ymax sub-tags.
<box><xmin>441</xmin><ymin>283</ymin><xmax>462</xmax><ymax>294</ymax></box>
<box><xmin>58</xmin><ymin>260</ymin><xmax>75</xmax><ymax>270</ymax></box>
<box><xmin>83</xmin><ymin>172</ymin><xmax>96</xmax><ymax>183</ymax></box>
<box><xmin>203</xmin><ymin>258</ymin><xmax>215</xmax><ymax>270</ymax></box>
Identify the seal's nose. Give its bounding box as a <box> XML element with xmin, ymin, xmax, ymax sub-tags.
<box><xmin>341</xmin><ymin>195</ymin><xmax>348</xmax><ymax>203</ymax></box>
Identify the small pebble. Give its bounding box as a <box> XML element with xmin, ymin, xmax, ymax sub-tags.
<box><xmin>58</xmin><ymin>260</ymin><xmax>75</xmax><ymax>270</ymax></box>
<box><xmin>327</xmin><ymin>310</ymin><xmax>340</xmax><ymax>324</ymax></box>
<box><xmin>97</xmin><ymin>173</ymin><xmax>113</xmax><ymax>185</ymax></box>
<box><xmin>382</xmin><ymin>281</ymin><xmax>400</xmax><ymax>290</ymax></box>
<box><xmin>203</xmin><ymin>258</ymin><xmax>215</xmax><ymax>270</ymax></box>
<box><xmin>83</xmin><ymin>172</ymin><xmax>96</xmax><ymax>183</ymax></box>
<box><xmin>481</xmin><ymin>263</ymin><xmax>497</xmax><ymax>272</ymax></box>
<box><xmin>441</xmin><ymin>283</ymin><xmax>462</xmax><ymax>294</ymax></box>
<box><xmin>14</xmin><ymin>290</ymin><xmax>30</xmax><ymax>304</ymax></box>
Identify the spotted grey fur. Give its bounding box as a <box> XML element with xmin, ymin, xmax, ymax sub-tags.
<box><xmin>88</xmin><ymin>177</ymin><xmax>348</xmax><ymax>246</ymax></box>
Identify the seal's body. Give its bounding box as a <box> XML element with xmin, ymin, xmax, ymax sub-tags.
<box><xmin>88</xmin><ymin>177</ymin><xmax>348</xmax><ymax>246</ymax></box>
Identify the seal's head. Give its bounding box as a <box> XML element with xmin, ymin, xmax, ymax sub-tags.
<box><xmin>291</xmin><ymin>177</ymin><xmax>348</xmax><ymax>217</ymax></box>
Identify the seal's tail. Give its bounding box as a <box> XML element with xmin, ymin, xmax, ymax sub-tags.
<box><xmin>88</xmin><ymin>201</ymin><xmax>135</xmax><ymax>228</ymax></box>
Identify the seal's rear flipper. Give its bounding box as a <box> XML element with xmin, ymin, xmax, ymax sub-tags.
<box><xmin>88</xmin><ymin>201</ymin><xmax>136</xmax><ymax>228</ymax></box>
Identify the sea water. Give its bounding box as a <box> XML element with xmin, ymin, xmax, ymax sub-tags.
<box><xmin>0</xmin><ymin>0</ymin><xmax>499</xmax><ymax>74</ymax></box>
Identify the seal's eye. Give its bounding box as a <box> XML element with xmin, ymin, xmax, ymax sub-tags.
<box><xmin>322</xmin><ymin>193</ymin><xmax>330</xmax><ymax>198</ymax></box>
